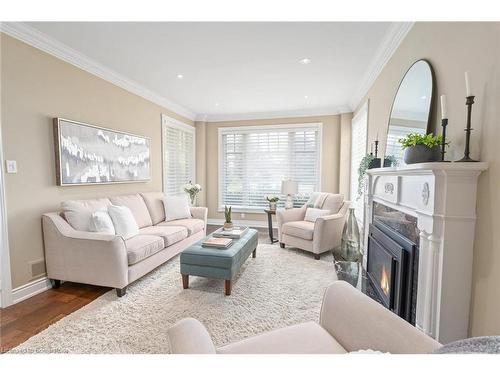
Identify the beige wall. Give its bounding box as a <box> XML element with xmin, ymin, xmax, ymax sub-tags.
<box><xmin>204</xmin><ymin>115</ymin><xmax>342</xmax><ymax>222</ymax></box>
<box><xmin>1</xmin><ymin>34</ymin><xmax>194</xmax><ymax>289</ymax></box>
<box><xmin>354</xmin><ymin>22</ymin><xmax>500</xmax><ymax>337</ymax></box>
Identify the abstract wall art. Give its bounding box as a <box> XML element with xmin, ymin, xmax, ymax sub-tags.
<box><xmin>53</xmin><ymin>118</ymin><xmax>151</xmax><ymax>186</ymax></box>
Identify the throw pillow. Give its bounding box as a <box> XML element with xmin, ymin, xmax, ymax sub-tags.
<box><xmin>304</xmin><ymin>207</ymin><xmax>330</xmax><ymax>222</ymax></box>
<box><xmin>61</xmin><ymin>199</ymin><xmax>110</xmax><ymax>231</ymax></box>
<box><xmin>108</xmin><ymin>205</ymin><xmax>139</xmax><ymax>239</ymax></box>
<box><xmin>164</xmin><ymin>195</ymin><xmax>191</xmax><ymax>222</ymax></box>
<box><xmin>89</xmin><ymin>210</ymin><xmax>116</xmax><ymax>235</ymax></box>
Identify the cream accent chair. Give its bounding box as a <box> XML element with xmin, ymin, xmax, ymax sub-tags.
<box><xmin>277</xmin><ymin>193</ymin><xmax>350</xmax><ymax>259</ymax></box>
<box><xmin>167</xmin><ymin>281</ymin><xmax>441</xmax><ymax>354</ymax></box>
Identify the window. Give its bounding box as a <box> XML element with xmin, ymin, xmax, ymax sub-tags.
<box><xmin>350</xmin><ymin>102</ymin><xmax>368</xmax><ymax>227</ymax></box>
<box><xmin>219</xmin><ymin>123</ymin><xmax>322</xmax><ymax>212</ymax></box>
<box><xmin>161</xmin><ymin>114</ymin><xmax>195</xmax><ymax>195</ymax></box>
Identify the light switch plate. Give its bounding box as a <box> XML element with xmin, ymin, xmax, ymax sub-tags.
<box><xmin>6</xmin><ymin>160</ymin><xmax>17</xmax><ymax>174</ymax></box>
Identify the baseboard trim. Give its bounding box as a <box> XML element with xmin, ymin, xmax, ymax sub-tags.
<box><xmin>11</xmin><ymin>277</ymin><xmax>52</xmax><ymax>305</ymax></box>
<box><xmin>207</xmin><ymin>218</ymin><xmax>277</xmax><ymax>229</ymax></box>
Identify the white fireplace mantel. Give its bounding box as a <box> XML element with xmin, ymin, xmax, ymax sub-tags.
<box><xmin>364</xmin><ymin>162</ymin><xmax>488</xmax><ymax>344</ymax></box>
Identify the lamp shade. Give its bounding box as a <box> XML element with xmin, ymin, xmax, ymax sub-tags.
<box><xmin>281</xmin><ymin>180</ymin><xmax>298</xmax><ymax>195</ymax></box>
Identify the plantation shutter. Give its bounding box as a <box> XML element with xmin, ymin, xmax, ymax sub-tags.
<box><xmin>350</xmin><ymin>104</ymin><xmax>368</xmax><ymax>227</ymax></box>
<box><xmin>385</xmin><ymin>124</ymin><xmax>426</xmax><ymax>166</ymax></box>
<box><xmin>219</xmin><ymin>124</ymin><xmax>321</xmax><ymax>211</ymax></box>
<box><xmin>162</xmin><ymin>116</ymin><xmax>195</xmax><ymax>195</ymax></box>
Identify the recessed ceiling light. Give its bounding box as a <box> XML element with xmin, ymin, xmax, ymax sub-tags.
<box><xmin>304</xmin><ymin>95</ymin><xmax>309</xmax><ymax>99</ymax></box>
<box><xmin>215</xmin><ymin>102</ymin><xmax>220</xmax><ymax>107</ymax></box>
<box><xmin>176</xmin><ymin>74</ymin><xmax>184</xmax><ymax>80</ymax></box>
<box><xmin>421</xmin><ymin>95</ymin><xmax>427</xmax><ymax>100</ymax></box>
<box><xmin>299</xmin><ymin>58</ymin><xmax>311</xmax><ymax>65</ymax></box>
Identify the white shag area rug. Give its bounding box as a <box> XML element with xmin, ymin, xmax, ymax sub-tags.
<box><xmin>11</xmin><ymin>244</ymin><xmax>337</xmax><ymax>354</ymax></box>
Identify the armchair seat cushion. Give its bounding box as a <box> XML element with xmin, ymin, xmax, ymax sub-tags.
<box><xmin>125</xmin><ymin>235</ymin><xmax>164</xmax><ymax>265</ymax></box>
<box><xmin>139</xmin><ymin>225</ymin><xmax>188</xmax><ymax>246</ymax></box>
<box><xmin>158</xmin><ymin>218</ymin><xmax>204</xmax><ymax>235</ymax></box>
<box><xmin>217</xmin><ymin>322</ymin><xmax>347</xmax><ymax>354</ymax></box>
<box><xmin>282</xmin><ymin>221</ymin><xmax>315</xmax><ymax>240</ymax></box>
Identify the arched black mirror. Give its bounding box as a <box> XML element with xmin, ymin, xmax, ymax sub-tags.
<box><xmin>384</xmin><ymin>59</ymin><xmax>435</xmax><ymax>166</ymax></box>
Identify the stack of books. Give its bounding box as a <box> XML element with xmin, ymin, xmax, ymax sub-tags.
<box><xmin>212</xmin><ymin>226</ymin><xmax>249</xmax><ymax>239</ymax></box>
<box><xmin>201</xmin><ymin>237</ymin><xmax>233</xmax><ymax>249</ymax></box>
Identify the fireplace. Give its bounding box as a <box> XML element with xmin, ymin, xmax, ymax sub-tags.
<box><xmin>366</xmin><ymin>202</ymin><xmax>419</xmax><ymax>324</ymax></box>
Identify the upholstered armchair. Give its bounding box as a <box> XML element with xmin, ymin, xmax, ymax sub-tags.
<box><xmin>276</xmin><ymin>193</ymin><xmax>350</xmax><ymax>259</ymax></box>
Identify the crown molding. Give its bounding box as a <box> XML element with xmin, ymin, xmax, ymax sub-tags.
<box><xmin>348</xmin><ymin>22</ymin><xmax>414</xmax><ymax>112</ymax></box>
<box><xmin>197</xmin><ymin>105</ymin><xmax>352</xmax><ymax>123</ymax></box>
<box><xmin>0</xmin><ymin>22</ymin><xmax>196</xmax><ymax>121</ymax></box>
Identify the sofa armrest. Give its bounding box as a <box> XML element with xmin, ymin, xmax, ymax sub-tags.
<box><xmin>190</xmin><ymin>206</ymin><xmax>208</xmax><ymax>226</ymax></box>
<box><xmin>313</xmin><ymin>201</ymin><xmax>350</xmax><ymax>253</ymax></box>
<box><xmin>276</xmin><ymin>206</ymin><xmax>307</xmax><ymax>241</ymax></box>
<box><xmin>319</xmin><ymin>281</ymin><xmax>441</xmax><ymax>353</ymax></box>
<box><xmin>42</xmin><ymin>213</ymin><xmax>129</xmax><ymax>288</ymax></box>
<box><xmin>167</xmin><ymin>318</ymin><xmax>217</xmax><ymax>354</ymax></box>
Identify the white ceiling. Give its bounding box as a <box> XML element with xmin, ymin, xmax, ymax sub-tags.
<box><xmin>20</xmin><ymin>22</ymin><xmax>409</xmax><ymax>121</ymax></box>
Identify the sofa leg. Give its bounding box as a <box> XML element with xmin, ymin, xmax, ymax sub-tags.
<box><xmin>116</xmin><ymin>287</ymin><xmax>127</xmax><ymax>297</ymax></box>
<box><xmin>50</xmin><ymin>279</ymin><xmax>61</xmax><ymax>289</ymax></box>
<box><xmin>279</xmin><ymin>242</ymin><xmax>285</xmax><ymax>249</ymax></box>
<box><xmin>314</xmin><ymin>254</ymin><xmax>321</xmax><ymax>260</ymax></box>
<box><xmin>252</xmin><ymin>248</ymin><xmax>257</xmax><ymax>258</ymax></box>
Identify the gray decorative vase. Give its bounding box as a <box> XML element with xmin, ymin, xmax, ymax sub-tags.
<box><xmin>340</xmin><ymin>208</ymin><xmax>362</xmax><ymax>262</ymax></box>
<box><xmin>403</xmin><ymin>145</ymin><xmax>441</xmax><ymax>164</ymax></box>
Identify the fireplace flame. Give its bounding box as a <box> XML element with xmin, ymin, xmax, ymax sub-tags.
<box><xmin>380</xmin><ymin>265</ymin><xmax>390</xmax><ymax>297</ymax></box>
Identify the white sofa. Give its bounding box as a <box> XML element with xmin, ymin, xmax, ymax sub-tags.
<box><xmin>277</xmin><ymin>193</ymin><xmax>350</xmax><ymax>259</ymax></box>
<box><xmin>167</xmin><ymin>281</ymin><xmax>442</xmax><ymax>354</ymax></box>
<box><xmin>42</xmin><ymin>192</ymin><xmax>207</xmax><ymax>297</ymax></box>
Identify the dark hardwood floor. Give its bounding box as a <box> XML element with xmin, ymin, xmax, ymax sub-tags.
<box><xmin>0</xmin><ymin>225</ymin><xmax>276</xmax><ymax>353</ymax></box>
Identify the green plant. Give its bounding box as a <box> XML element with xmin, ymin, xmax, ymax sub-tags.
<box><xmin>398</xmin><ymin>133</ymin><xmax>443</xmax><ymax>150</ymax></box>
<box><xmin>384</xmin><ymin>154</ymin><xmax>399</xmax><ymax>167</ymax></box>
<box><xmin>224</xmin><ymin>205</ymin><xmax>232</xmax><ymax>224</ymax></box>
<box><xmin>265</xmin><ymin>195</ymin><xmax>279</xmax><ymax>203</ymax></box>
<box><xmin>357</xmin><ymin>154</ymin><xmax>375</xmax><ymax>198</ymax></box>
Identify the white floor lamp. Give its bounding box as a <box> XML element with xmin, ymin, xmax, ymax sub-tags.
<box><xmin>281</xmin><ymin>180</ymin><xmax>298</xmax><ymax>209</ymax></box>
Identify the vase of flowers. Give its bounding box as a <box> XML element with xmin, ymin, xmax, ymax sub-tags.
<box><xmin>223</xmin><ymin>205</ymin><xmax>233</xmax><ymax>231</ymax></box>
<box><xmin>183</xmin><ymin>181</ymin><xmax>202</xmax><ymax>206</ymax></box>
<box><xmin>265</xmin><ymin>195</ymin><xmax>279</xmax><ymax>211</ymax></box>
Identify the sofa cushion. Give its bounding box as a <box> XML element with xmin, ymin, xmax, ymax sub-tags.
<box><xmin>140</xmin><ymin>225</ymin><xmax>188</xmax><ymax>246</ymax></box>
<box><xmin>125</xmin><ymin>235</ymin><xmax>165</xmax><ymax>265</ymax></box>
<box><xmin>282</xmin><ymin>221</ymin><xmax>315</xmax><ymax>240</ymax></box>
<box><xmin>140</xmin><ymin>192</ymin><xmax>165</xmax><ymax>225</ymax></box>
<box><xmin>158</xmin><ymin>218</ymin><xmax>204</xmax><ymax>235</ymax></box>
<box><xmin>109</xmin><ymin>194</ymin><xmax>153</xmax><ymax>228</ymax></box>
<box><xmin>61</xmin><ymin>198</ymin><xmax>112</xmax><ymax>231</ymax></box>
<box><xmin>217</xmin><ymin>322</ymin><xmax>347</xmax><ymax>354</ymax></box>
<box><xmin>322</xmin><ymin>194</ymin><xmax>344</xmax><ymax>214</ymax></box>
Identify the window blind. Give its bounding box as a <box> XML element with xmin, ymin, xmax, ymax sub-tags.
<box><xmin>350</xmin><ymin>105</ymin><xmax>368</xmax><ymax>227</ymax></box>
<box><xmin>162</xmin><ymin>117</ymin><xmax>195</xmax><ymax>196</ymax></box>
<box><xmin>219</xmin><ymin>124</ymin><xmax>321</xmax><ymax>211</ymax></box>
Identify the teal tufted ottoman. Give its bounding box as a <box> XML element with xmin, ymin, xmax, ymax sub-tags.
<box><xmin>180</xmin><ymin>229</ymin><xmax>258</xmax><ymax>295</ymax></box>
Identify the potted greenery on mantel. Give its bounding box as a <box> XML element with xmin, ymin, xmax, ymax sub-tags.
<box><xmin>357</xmin><ymin>154</ymin><xmax>399</xmax><ymax>198</ymax></box>
<box><xmin>398</xmin><ymin>133</ymin><xmax>443</xmax><ymax>164</ymax></box>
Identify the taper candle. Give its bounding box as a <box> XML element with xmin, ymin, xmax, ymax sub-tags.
<box><xmin>465</xmin><ymin>71</ymin><xmax>472</xmax><ymax>97</ymax></box>
<box><xmin>440</xmin><ymin>95</ymin><xmax>447</xmax><ymax>119</ymax></box>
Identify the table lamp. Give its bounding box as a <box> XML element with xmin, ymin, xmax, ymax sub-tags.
<box><xmin>281</xmin><ymin>180</ymin><xmax>298</xmax><ymax>209</ymax></box>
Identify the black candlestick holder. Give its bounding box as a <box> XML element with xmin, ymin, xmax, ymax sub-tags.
<box><xmin>440</xmin><ymin>118</ymin><xmax>449</xmax><ymax>161</ymax></box>
<box><xmin>456</xmin><ymin>95</ymin><xmax>478</xmax><ymax>162</ymax></box>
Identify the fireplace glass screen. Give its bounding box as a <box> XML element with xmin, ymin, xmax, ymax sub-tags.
<box><xmin>367</xmin><ymin>238</ymin><xmax>394</xmax><ymax>306</ymax></box>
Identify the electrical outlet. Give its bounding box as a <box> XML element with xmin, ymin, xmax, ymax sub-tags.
<box><xmin>240</xmin><ymin>213</ymin><xmax>246</xmax><ymax>219</ymax></box>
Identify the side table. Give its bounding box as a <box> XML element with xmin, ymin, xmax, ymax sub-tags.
<box><xmin>264</xmin><ymin>209</ymin><xmax>278</xmax><ymax>244</ymax></box>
